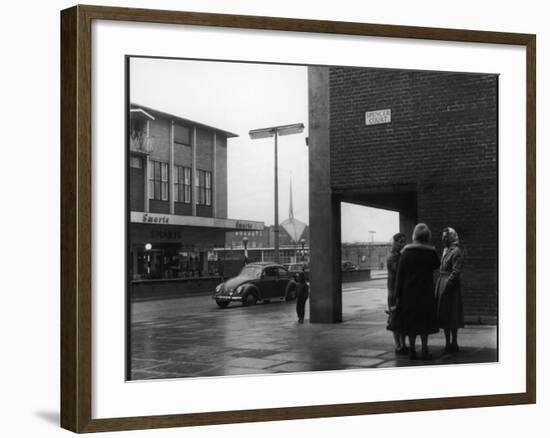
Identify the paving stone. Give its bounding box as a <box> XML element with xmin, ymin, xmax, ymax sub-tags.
<box><xmin>340</xmin><ymin>356</ymin><xmax>386</xmax><ymax>367</ymax></box>
<box><xmin>224</xmin><ymin>357</ymin><xmax>287</xmax><ymax>369</ymax></box>
<box><xmin>230</xmin><ymin>349</ymin><xmax>282</xmax><ymax>359</ymax></box>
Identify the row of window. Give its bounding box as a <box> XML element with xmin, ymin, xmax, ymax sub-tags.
<box><xmin>148</xmin><ymin>161</ymin><xmax>212</xmax><ymax>206</ymax></box>
<box><xmin>234</xmin><ymin>230</ymin><xmax>263</xmax><ymax>237</ymax></box>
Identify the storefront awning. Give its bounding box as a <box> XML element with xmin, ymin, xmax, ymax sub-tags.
<box><xmin>131</xmin><ymin>211</ymin><xmax>264</xmax><ymax>231</ymax></box>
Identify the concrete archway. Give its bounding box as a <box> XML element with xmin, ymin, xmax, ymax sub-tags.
<box><xmin>308</xmin><ymin>65</ymin><xmax>498</xmax><ymax>324</ymax></box>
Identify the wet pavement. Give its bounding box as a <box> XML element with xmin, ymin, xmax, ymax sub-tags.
<box><xmin>129</xmin><ymin>279</ymin><xmax>498</xmax><ymax>380</ymax></box>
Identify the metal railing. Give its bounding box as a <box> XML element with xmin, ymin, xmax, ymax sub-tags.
<box><xmin>130</xmin><ymin>133</ymin><xmax>152</xmax><ymax>153</ymax></box>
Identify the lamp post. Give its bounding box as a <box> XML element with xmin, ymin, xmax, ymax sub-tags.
<box><xmin>368</xmin><ymin>231</ymin><xmax>376</xmax><ymax>268</ymax></box>
<box><xmin>369</xmin><ymin>230</ymin><xmax>376</xmax><ymax>242</ymax></box>
<box><xmin>242</xmin><ymin>236</ymin><xmax>249</xmax><ymax>265</ymax></box>
<box><xmin>249</xmin><ymin>123</ymin><xmax>305</xmax><ymax>263</ymax></box>
<box><xmin>300</xmin><ymin>238</ymin><xmax>306</xmax><ymax>262</ymax></box>
<box><xmin>144</xmin><ymin>243</ymin><xmax>152</xmax><ymax>278</ymax></box>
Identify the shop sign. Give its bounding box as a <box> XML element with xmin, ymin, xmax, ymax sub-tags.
<box><xmin>141</xmin><ymin>213</ymin><xmax>170</xmax><ymax>224</ymax></box>
<box><xmin>365</xmin><ymin>109</ymin><xmax>391</xmax><ymax>125</ymax></box>
<box><xmin>236</xmin><ymin>221</ymin><xmax>254</xmax><ymax>230</ymax></box>
<box><xmin>150</xmin><ymin>230</ymin><xmax>181</xmax><ymax>240</ymax></box>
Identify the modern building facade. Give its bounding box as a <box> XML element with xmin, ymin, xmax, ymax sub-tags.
<box><xmin>309</xmin><ymin>67</ymin><xmax>498</xmax><ymax>324</ymax></box>
<box><xmin>128</xmin><ymin>104</ymin><xmax>263</xmax><ymax>287</ymax></box>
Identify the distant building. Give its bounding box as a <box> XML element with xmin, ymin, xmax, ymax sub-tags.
<box><xmin>341</xmin><ymin>242</ymin><xmax>392</xmax><ymax>270</ymax></box>
<box><xmin>220</xmin><ymin>179</ymin><xmax>310</xmax><ymax>266</ymax></box>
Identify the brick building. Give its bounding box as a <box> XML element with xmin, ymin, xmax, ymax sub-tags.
<box><xmin>308</xmin><ymin>67</ymin><xmax>498</xmax><ymax>324</ymax></box>
<box><xmin>128</xmin><ymin>103</ymin><xmax>263</xmax><ymax>284</ymax></box>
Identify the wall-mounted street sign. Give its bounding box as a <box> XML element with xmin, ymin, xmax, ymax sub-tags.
<box><xmin>365</xmin><ymin>109</ymin><xmax>391</xmax><ymax>126</ymax></box>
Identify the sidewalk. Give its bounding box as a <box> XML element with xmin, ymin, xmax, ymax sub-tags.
<box><xmin>130</xmin><ymin>286</ymin><xmax>497</xmax><ymax>380</ymax></box>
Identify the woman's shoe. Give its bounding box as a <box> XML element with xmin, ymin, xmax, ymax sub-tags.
<box><xmin>395</xmin><ymin>346</ymin><xmax>408</xmax><ymax>355</ymax></box>
<box><xmin>421</xmin><ymin>347</ymin><xmax>430</xmax><ymax>360</ymax></box>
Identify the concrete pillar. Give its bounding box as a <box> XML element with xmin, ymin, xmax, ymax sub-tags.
<box><xmin>308</xmin><ymin>66</ymin><xmax>342</xmax><ymax>323</ymax></box>
<box><xmin>144</xmin><ymin>155</ymin><xmax>150</xmax><ymax>213</ymax></box>
<box><xmin>169</xmin><ymin>121</ymin><xmax>175</xmax><ymax>214</ymax></box>
<box><xmin>144</xmin><ymin>120</ymin><xmax>150</xmax><ymax>212</ymax></box>
<box><xmin>212</xmin><ymin>132</ymin><xmax>217</xmax><ymax>217</ymax></box>
<box><xmin>191</xmin><ymin>126</ymin><xmax>197</xmax><ymax>216</ymax></box>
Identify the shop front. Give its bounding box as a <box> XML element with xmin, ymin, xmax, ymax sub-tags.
<box><xmin>129</xmin><ymin>212</ymin><xmax>264</xmax><ymax>299</ymax></box>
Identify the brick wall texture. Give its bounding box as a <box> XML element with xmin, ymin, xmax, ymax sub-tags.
<box><xmin>329</xmin><ymin>68</ymin><xmax>498</xmax><ymax>322</ymax></box>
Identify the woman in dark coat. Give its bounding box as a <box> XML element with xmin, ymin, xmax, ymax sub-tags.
<box><xmin>386</xmin><ymin>232</ymin><xmax>408</xmax><ymax>355</ymax></box>
<box><xmin>393</xmin><ymin>223</ymin><xmax>440</xmax><ymax>360</ymax></box>
<box><xmin>435</xmin><ymin>227</ymin><xmax>464</xmax><ymax>353</ymax></box>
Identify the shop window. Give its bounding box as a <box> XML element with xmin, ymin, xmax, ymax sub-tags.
<box><xmin>149</xmin><ymin>160</ymin><xmax>168</xmax><ymax>201</ymax></box>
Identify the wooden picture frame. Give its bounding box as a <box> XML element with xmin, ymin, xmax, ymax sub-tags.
<box><xmin>60</xmin><ymin>4</ymin><xmax>536</xmax><ymax>433</ymax></box>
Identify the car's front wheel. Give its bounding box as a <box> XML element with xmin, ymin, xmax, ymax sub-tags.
<box><xmin>242</xmin><ymin>290</ymin><xmax>258</xmax><ymax>306</ymax></box>
<box><xmin>216</xmin><ymin>300</ymin><xmax>229</xmax><ymax>308</ymax></box>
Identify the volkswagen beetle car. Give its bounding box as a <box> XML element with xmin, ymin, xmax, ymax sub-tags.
<box><xmin>341</xmin><ymin>260</ymin><xmax>359</xmax><ymax>271</ymax></box>
<box><xmin>213</xmin><ymin>262</ymin><xmax>297</xmax><ymax>308</ymax></box>
<box><xmin>285</xmin><ymin>262</ymin><xmax>310</xmax><ymax>282</ymax></box>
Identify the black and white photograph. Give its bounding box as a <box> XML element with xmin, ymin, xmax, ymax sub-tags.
<box><xmin>127</xmin><ymin>57</ymin><xmax>499</xmax><ymax>380</ymax></box>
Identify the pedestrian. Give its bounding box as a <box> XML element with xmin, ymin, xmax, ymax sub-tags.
<box><xmin>295</xmin><ymin>271</ymin><xmax>309</xmax><ymax>323</ymax></box>
<box><xmin>386</xmin><ymin>232</ymin><xmax>408</xmax><ymax>355</ymax></box>
<box><xmin>435</xmin><ymin>227</ymin><xmax>465</xmax><ymax>354</ymax></box>
<box><xmin>393</xmin><ymin>223</ymin><xmax>440</xmax><ymax>360</ymax></box>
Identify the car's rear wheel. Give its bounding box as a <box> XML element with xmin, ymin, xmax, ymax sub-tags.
<box><xmin>216</xmin><ymin>300</ymin><xmax>229</xmax><ymax>308</ymax></box>
<box><xmin>242</xmin><ymin>291</ymin><xmax>258</xmax><ymax>306</ymax></box>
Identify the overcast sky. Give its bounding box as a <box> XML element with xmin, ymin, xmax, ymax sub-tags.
<box><xmin>130</xmin><ymin>57</ymin><xmax>398</xmax><ymax>242</ymax></box>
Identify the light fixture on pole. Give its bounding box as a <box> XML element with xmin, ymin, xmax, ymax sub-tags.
<box><xmin>300</xmin><ymin>238</ymin><xmax>306</xmax><ymax>262</ymax></box>
<box><xmin>242</xmin><ymin>236</ymin><xmax>249</xmax><ymax>265</ymax></box>
<box><xmin>144</xmin><ymin>243</ymin><xmax>152</xmax><ymax>277</ymax></box>
<box><xmin>249</xmin><ymin>123</ymin><xmax>305</xmax><ymax>264</ymax></box>
<box><xmin>369</xmin><ymin>230</ymin><xmax>376</xmax><ymax>243</ymax></box>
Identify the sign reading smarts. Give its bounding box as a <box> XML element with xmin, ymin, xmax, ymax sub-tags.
<box><xmin>365</xmin><ymin>109</ymin><xmax>391</xmax><ymax>126</ymax></box>
<box><xmin>131</xmin><ymin>211</ymin><xmax>264</xmax><ymax>230</ymax></box>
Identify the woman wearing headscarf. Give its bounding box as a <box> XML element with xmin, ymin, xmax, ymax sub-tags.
<box><xmin>393</xmin><ymin>223</ymin><xmax>440</xmax><ymax>360</ymax></box>
<box><xmin>435</xmin><ymin>227</ymin><xmax>464</xmax><ymax>354</ymax></box>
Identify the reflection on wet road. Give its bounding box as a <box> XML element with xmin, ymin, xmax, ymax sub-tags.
<box><xmin>130</xmin><ymin>279</ymin><xmax>497</xmax><ymax>380</ymax></box>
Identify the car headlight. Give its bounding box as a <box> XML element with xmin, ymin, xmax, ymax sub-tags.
<box><xmin>215</xmin><ymin>284</ymin><xmax>223</xmax><ymax>293</ymax></box>
<box><xmin>234</xmin><ymin>285</ymin><xmax>243</xmax><ymax>295</ymax></box>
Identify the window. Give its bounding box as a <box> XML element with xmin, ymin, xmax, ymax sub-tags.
<box><xmin>149</xmin><ymin>161</ymin><xmax>168</xmax><ymax>201</ymax></box>
<box><xmin>264</xmin><ymin>267</ymin><xmax>277</xmax><ymax>278</ymax></box>
<box><xmin>277</xmin><ymin>267</ymin><xmax>288</xmax><ymax>278</ymax></box>
<box><xmin>195</xmin><ymin>169</ymin><xmax>212</xmax><ymax>206</ymax></box>
<box><xmin>205</xmin><ymin>171</ymin><xmax>212</xmax><ymax>206</ymax></box>
<box><xmin>174</xmin><ymin>124</ymin><xmax>190</xmax><ymax>146</ymax></box>
<box><xmin>129</xmin><ymin>156</ymin><xmax>142</xmax><ymax>169</ymax></box>
<box><xmin>174</xmin><ymin>165</ymin><xmax>191</xmax><ymax>203</ymax></box>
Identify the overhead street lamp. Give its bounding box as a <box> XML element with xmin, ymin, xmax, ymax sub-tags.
<box><xmin>249</xmin><ymin>123</ymin><xmax>305</xmax><ymax>264</ymax></box>
<box><xmin>369</xmin><ymin>230</ymin><xmax>376</xmax><ymax>242</ymax></box>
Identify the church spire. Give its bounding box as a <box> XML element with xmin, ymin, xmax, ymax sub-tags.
<box><xmin>289</xmin><ymin>178</ymin><xmax>294</xmax><ymax>219</ymax></box>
